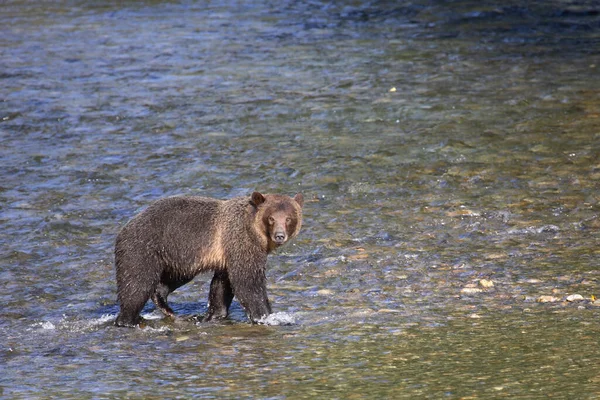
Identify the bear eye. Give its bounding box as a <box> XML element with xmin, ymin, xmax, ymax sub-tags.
<box><xmin>268</xmin><ymin>216</ymin><xmax>275</xmax><ymax>224</ymax></box>
<box><xmin>286</xmin><ymin>217</ymin><xmax>291</xmax><ymax>224</ymax></box>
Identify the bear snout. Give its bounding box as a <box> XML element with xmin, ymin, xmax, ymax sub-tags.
<box><xmin>273</xmin><ymin>231</ymin><xmax>287</xmax><ymax>244</ymax></box>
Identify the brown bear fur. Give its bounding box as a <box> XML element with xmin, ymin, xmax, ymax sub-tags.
<box><xmin>114</xmin><ymin>191</ymin><xmax>304</xmax><ymax>327</ymax></box>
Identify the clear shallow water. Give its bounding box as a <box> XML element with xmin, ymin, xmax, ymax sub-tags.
<box><xmin>1</xmin><ymin>0</ymin><xmax>600</xmax><ymax>398</ymax></box>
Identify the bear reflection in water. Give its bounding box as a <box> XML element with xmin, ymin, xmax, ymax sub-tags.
<box><xmin>114</xmin><ymin>191</ymin><xmax>304</xmax><ymax>327</ymax></box>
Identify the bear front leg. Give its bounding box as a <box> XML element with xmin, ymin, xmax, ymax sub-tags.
<box><xmin>229</xmin><ymin>269</ymin><xmax>272</xmax><ymax>323</ymax></box>
<box><xmin>204</xmin><ymin>270</ymin><xmax>234</xmax><ymax>321</ymax></box>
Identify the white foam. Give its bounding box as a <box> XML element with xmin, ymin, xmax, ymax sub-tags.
<box><xmin>63</xmin><ymin>314</ymin><xmax>116</xmax><ymax>332</ymax></box>
<box><xmin>140</xmin><ymin>311</ymin><xmax>164</xmax><ymax>320</ymax></box>
<box><xmin>28</xmin><ymin>321</ymin><xmax>56</xmax><ymax>331</ymax></box>
<box><xmin>41</xmin><ymin>321</ymin><xmax>56</xmax><ymax>330</ymax></box>
<box><xmin>90</xmin><ymin>314</ymin><xmax>117</xmax><ymax>326</ymax></box>
<box><xmin>258</xmin><ymin>312</ymin><xmax>297</xmax><ymax>326</ymax></box>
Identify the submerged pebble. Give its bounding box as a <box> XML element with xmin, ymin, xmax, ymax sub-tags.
<box><xmin>377</xmin><ymin>308</ymin><xmax>402</xmax><ymax>313</ymax></box>
<box><xmin>479</xmin><ymin>279</ymin><xmax>494</xmax><ymax>288</ymax></box>
<box><xmin>537</xmin><ymin>296</ymin><xmax>559</xmax><ymax>303</ymax></box>
<box><xmin>317</xmin><ymin>289</ymin><xmax>334</xmax><ymax>296</ymax></box>
<box><xmin>461</xmin><ymin>287</ymin><xmax>483</xmax><ymax>295</ymax></box>
<box><xmin>566</xmin><ymin>294</ymin><xmax>584</xmax><ymax>302</ymax></box>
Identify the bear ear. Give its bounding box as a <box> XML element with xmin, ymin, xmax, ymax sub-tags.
<box><xmin>293</xmin><ymin>193</ymin><xmax>304</xmax><ymax>208</ymax></box>
<box><xmin>251</xmin><ymin>191</ymin><xmax>266</xmax><ymax>207</ymax></box>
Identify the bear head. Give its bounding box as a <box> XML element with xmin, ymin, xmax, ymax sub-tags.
<box><xmin>251</xmin><ymin>191</ymin><xmax>304</xmax><ymax>252</ymax></box>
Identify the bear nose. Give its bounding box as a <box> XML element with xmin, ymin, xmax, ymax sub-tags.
<box><xmin>274</xmin><ymin>232</ymin><xmax>286</xmax><ymax>243</ymax></box>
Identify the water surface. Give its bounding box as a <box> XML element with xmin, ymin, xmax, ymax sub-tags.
<box><xmin>1</xmin><ymin>0</ymin><xmax>600</xmax><ymax>398</ymax></box>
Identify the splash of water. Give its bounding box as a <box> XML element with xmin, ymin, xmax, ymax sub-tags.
<box><xmin>41</xmin><ymin>321</ymin><xmax>56</xmax><ymax>330</ymax></box>
<box><xmin>258</xmin><ymin>312</ymin><xmax>297</xmax><ymax>326</ymax></box>
<box><xmin>140</xmin><ymin>311</ymin><xmax>165</xmax><ymax>320</ymax></box>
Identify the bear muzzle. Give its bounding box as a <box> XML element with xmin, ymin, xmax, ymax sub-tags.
<box><xmin>273</xmin><ymin>230</ymin><xmax>288</xmax><ymax>245</ymax></box>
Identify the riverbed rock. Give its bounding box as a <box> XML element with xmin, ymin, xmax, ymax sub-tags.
<box><xmin>537</xmin><ymin>295</ymin><xmax>559</xmax><ymax>303</ymax></box>
<box><xmin>566</xmin><ymin>294</ymin><xmax>584</xmax><ymax>302</ymax></box>
<box><xmin>479</xmin><ymin>279</ymin><xmax>494</xmax><ymax>288</ymax></box>
<box><xmin>461</xmin><ymin>287</ymin><xmax>483</xmax><ymax>295</ymax></box>
<box><xmin>317</xmin><ymin>289</ymin><xmax>333</xmax><ymax>296</ymax></box>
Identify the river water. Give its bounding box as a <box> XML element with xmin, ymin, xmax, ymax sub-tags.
<box><xmin>2</xmin><ymin>0</ymin><xmax>600</xmax><ymax>398</ymax></box>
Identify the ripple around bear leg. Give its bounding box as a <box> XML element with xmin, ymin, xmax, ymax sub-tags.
<box><xmin>258</xmin><ymin>312</ymin><xmax>297</xmax><ymax>326</ymax></box>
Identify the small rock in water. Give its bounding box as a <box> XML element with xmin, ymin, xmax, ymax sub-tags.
<box><xmin>377</xmin><ymin>308</ymin><xmax>402</xmax><ymax>313</ymax></box>
<box><xmin>317</xmin><ymin>289</ymin><xmax>333</xmax><ymax>296</ymax></box>
<box><xmin>479</xmin><ymin>279</ymin><xmax>494</xmax><ymax>288</ymax></box>
<box><xmin>536</xmin><ymin>225</ymin><xmax>560</xmax><ymax>234</ymax></box>
<box><xmin>461</xmin><ymin>287</ymin><xmax>483</xmax><ymax>295</ymax></box>
<box><xmin>537</xmin><ymin>296</ymin><xmax>559</xmax><ymax>303</ymax></box>
<box><xmin>566</xmin><ymin>294</ymin><xmax>584</xmax><ymax>302</ymax></box>
<box><xmin>258</xmin><ymin>312</ymin><xmax>296</xmax><ymax>326</ymax></box>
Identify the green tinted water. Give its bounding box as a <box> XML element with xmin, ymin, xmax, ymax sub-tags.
<box><xmin>1</xmin><ymin>0</ymin><xmax>599</xmax><ymax>398</ymax></box>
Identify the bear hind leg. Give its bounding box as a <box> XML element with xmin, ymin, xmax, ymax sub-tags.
<box><xmin>151</xmin><ymin>283</ymin><xmax>175</xmax><ymax>318</ymax></box>
<box><xmin>115</xmin><ymin>254</ymin><xmax>161</xmax><ymax>327</ymax></box>
<box><xmin>115</xmin><ymin>291</ymin><xmax>149</xmax><ymax>328</ymax></box>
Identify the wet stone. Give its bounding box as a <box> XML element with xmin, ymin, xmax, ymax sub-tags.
<box><xmin>537</xmin><ymin>296</ymin><xmax>560</xmax><ymax>303</ymax></box>
<box><xmin>479</xmin><ymin>279</ymin><xmax>494</xmax><ymax>288</ymax></box>
<box><xmin>461</xmin><ymin>287</ymin><xmax>483</xmax><ymax>295</ymax></box>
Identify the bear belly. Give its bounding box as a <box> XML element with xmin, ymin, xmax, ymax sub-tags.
<box><xmin>191</xmin><ymin>228</ymin><xmax>226</xmax><ymax>274</ymax></box>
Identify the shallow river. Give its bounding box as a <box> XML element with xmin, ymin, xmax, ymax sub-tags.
<box><xmin>2</xmin><ymin>0</ymin><xmax>600</xmax><ymax>398</ymax></box>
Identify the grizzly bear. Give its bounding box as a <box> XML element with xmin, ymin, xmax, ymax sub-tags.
<box><xmin>114</xmin><ymin>191</ymin><xmax>304</xmax><ymax>327</ymax></box>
